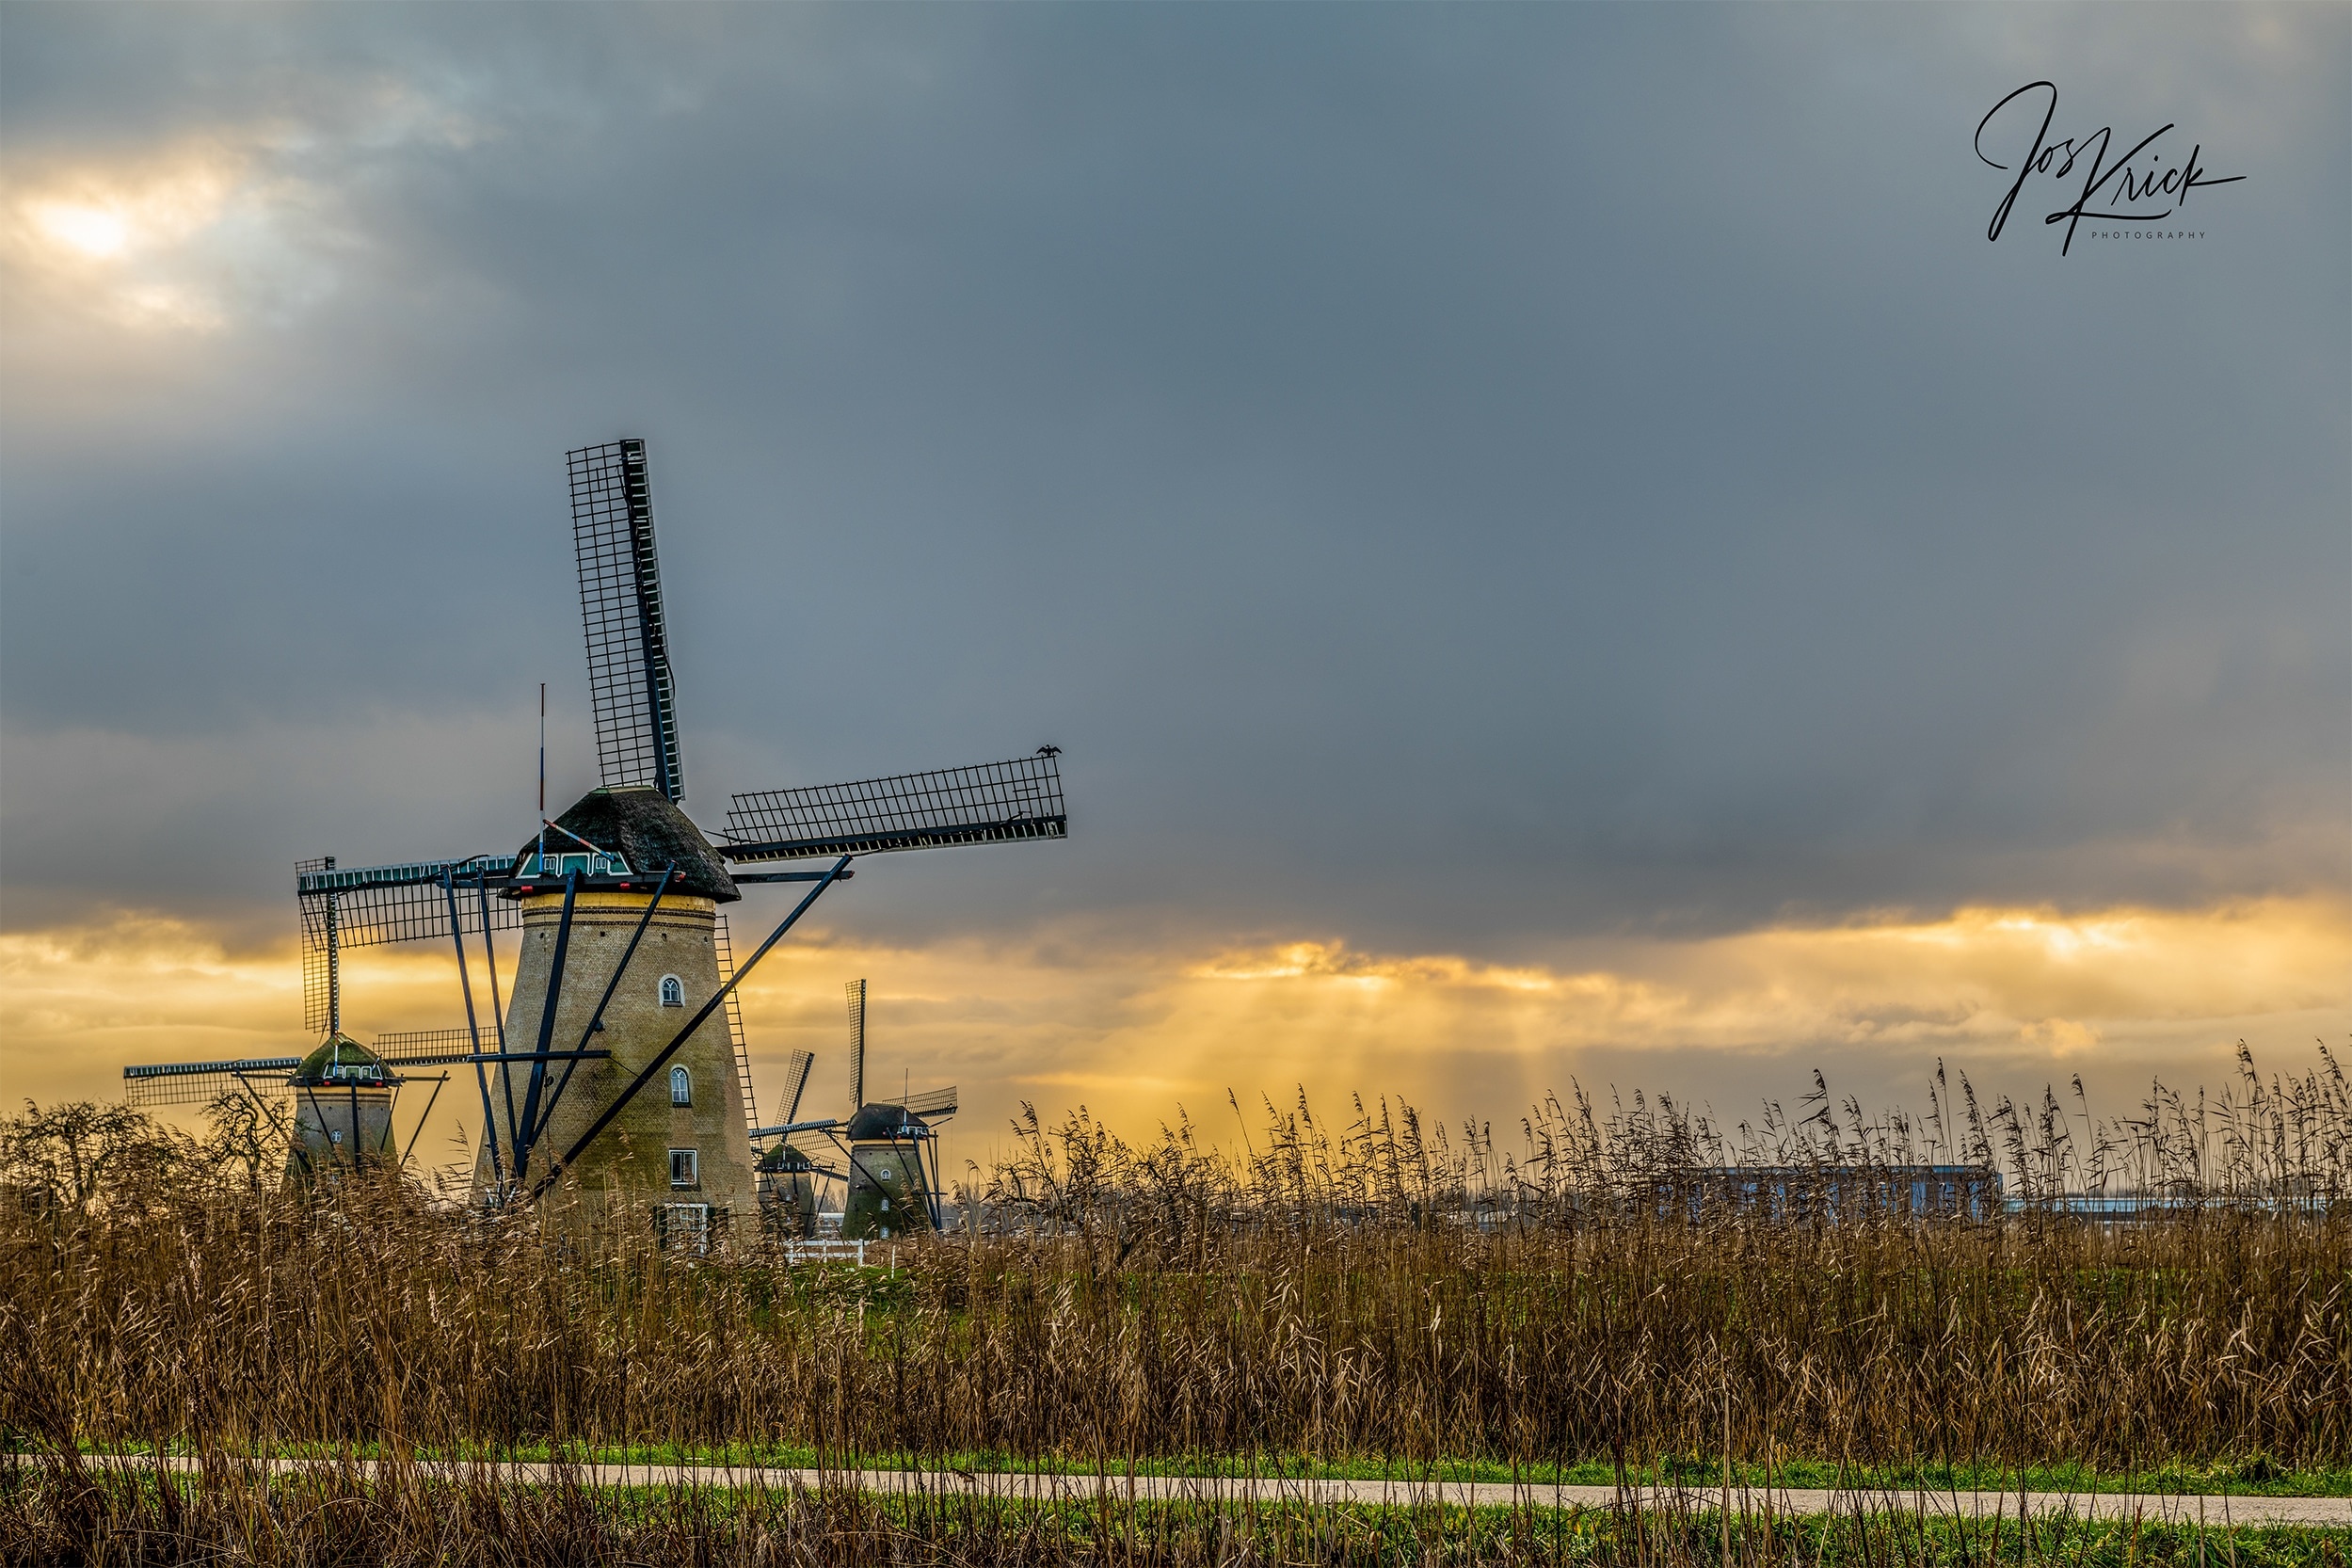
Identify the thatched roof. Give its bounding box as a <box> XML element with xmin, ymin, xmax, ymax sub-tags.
<box><xmin>845</xmin><ymin>1102</ymin><xmax>925</xmax><ymax>1141</ymax></box>
<box><xmin>294</xmin><ymin>1033</ymin><xmax>388</xmax><ymax>1084</ymax></box>
<box><xmin>516</xmin><ymin>786</ymin><xmax>739</xmax><ymax>903</ymax></box>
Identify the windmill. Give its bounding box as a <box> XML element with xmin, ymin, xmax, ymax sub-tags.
<box><xmin>753</xmin><ymin>1048</ymin><xmax>841</xmax><ymax>1238</ymax></box>
<box><xmin>837</xmin><ymin>978</ymin><xmax>958</xmax><ymax>1239</ymax></box>
<box><xmin>126</xmin><ymin>438</ymin><xmax>1067</xmax><ymax>1225</ymax></box>
<box><xmin>744</xmin><ymin>979</ymin><xmax>955</xmax><ymax>1239</ymax></box>
<box><xmin>123</xmin><ymin>1032</ymin><xmax>455</xmax><ymax>1191</ymax></box>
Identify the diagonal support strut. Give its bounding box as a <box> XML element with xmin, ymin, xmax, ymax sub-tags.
<box><xmin>510</xmin><ymin>870</ymin><xmax>581</xmax><ymax>1187</ymax></box>
<box><xmin>536</xmin><ymin>865</ymin><xmax>675</xmax><ymax>1138</ymax></box>
<box><xmin>529</xmin><ymin>856</ymin><xmax>851</xmax><ymax>1202</ymax></box>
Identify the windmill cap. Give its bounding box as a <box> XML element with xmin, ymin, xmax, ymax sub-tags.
<box><xmin>294</xmin><ymin>1033</ymin><xmax>389</xmax><ymax>1084</ymax></box>
<box><xmin>759</xmin><ymin>1143</ymin><xmax>819</xmax><ymax>1172</ymax></box>
<box><xmin>845</xmin><ymin>1102</ymin><xmax>924</xmax><ymax>1140</ymax></box>
<box><xmin>513</xmin><ymin>785</ymin><xmax>738</xmax><ymax>902</ymax></box>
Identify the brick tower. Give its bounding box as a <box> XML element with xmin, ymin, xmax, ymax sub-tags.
<box><xmin>472</xmin><ymin>785</ymin><xmax>755</xmax><ymax>1220</ymax></box>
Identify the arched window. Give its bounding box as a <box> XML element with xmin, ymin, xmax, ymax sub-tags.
<box><xmin>658</xmin><ymin>975</ymin><xmax>684</xmax><ymax>1007</ymax></box>
<box><xmin>669</xmin><ymin>1065</ymin><xmax>692</xmax><ymax>1107</ymax></box>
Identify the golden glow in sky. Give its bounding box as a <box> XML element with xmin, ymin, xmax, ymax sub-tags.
<box><xmin>5</xmin><ymin>84</ymin><xmax>486</xmax><ymax>347</ymax></box>
<box><xmin>7</xmin><ymin>897</ymin><xmax>2344</xmax><ymax>1180</ymax></box>
<box><xmin>4</xmin><ymin>150</ymin><xmax>329</xmax><ymax>336</ymax></box>
<box><xmin>29</xmin><ymin>200</ymin><xmax>130</xmax><ymax>259</ymax></box>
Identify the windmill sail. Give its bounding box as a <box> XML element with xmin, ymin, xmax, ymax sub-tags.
<box><xmin>374</xmin><ymin>1029</ymin><xmax>497</xmax><ymax>1064</ymax></box>
<box><xmin>724</xmin><ymin>751</ymin><xmax>1065</xmax><ymax>863</ymax></box>
<box><xmin>569</xmin><ymin>439</ymin><xmax>684</xmax><ymax>803</ymax></box>
<box><xmin>297</xmin><ymin>856</ymin><xmax>521</xmax><ymax>1032</ymax></box>
<box><xmin>904</xmin><ymin>1084</ymin><xmax>958</xmax><ymax>1119</ymax></box>
<box><xmin>124</xmin><ymin>1057</ymin><xmax>304</xmax><ymax>1108</ymax></box>
<box><xmin>845</xmin><ymin>979</ymin><xmax>867</xmax><ymax>1111</ymax></box>
<box><xmin>127</xmin><ymin>1030</ymin><xmax>504</xmax><ymax>1108</ymax></box>
<box><xmin>779</xmin><ymin>1049</ymin><xmax>817</xmax><ymax>1126</ymax></box>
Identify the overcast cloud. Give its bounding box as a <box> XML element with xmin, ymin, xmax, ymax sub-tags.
<box><xmin>2</xmin><ymin>5</ymin><xmax>2344</xmax><ymax>1128</ymax></box>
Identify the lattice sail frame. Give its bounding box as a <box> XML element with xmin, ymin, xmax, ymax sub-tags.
<box><xmin>904</xmin><ymin>1084</ymin><xmax>958</xmax><ymax>1119</ymax></box>
<box><xmin>125</xmin><ymin>1058</ymin><xmax>304</xmax><ymax>1108</ymax></box>
<box><xmin>845</xmin><ymin>979</ymin><xmax>867</xmax><ymax>1112</ymax></box>
<box><xmin>373</xmin><ymin>1028</ymin><xmax>493</xmax><ymax>1064</ymax></box>
<box><xmin>297</xmin><ymin>856</ymin><xmax>521</xmax><ymax>1033</ymax></box>
<box><xmin>725</xmin><ymin>753</ymin><xmax>1065</xmax><ymax>862</ymax></box>
<box><xmin>570</xmin><ymin>439</ymin><xmax>684</xmax><ymax>802</ymax></box>
<box><xmin>777</xmin><ymin>1049</ymin><xmax>816</xmax><ymax>1126</ymax></box>
<box><xmin>127</xmin><ymin>1030</ymin><xmax>492</xmax><ymax>1108</ymax></box>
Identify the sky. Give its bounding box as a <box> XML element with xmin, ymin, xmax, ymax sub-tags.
<box><xmin>2</xmin><ymin>4</ymin><xmax>2345</xmax><ymax>1176</ymax></box>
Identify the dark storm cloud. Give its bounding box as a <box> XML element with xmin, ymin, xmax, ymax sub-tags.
<box><xmin>3</xmin><ymin>5</ymin><xmax>2345</xmax><ymax>952</ymax></box>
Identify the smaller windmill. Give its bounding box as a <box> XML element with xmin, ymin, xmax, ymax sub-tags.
<box><xmin>124</xmin><ymin>1034</ymin><xmax>454</xmax><ymax>1190</ymax></box>
<box><xmin>743</xmin><ymin>979</ymin><xmax>956</xmax><ymax>1238</ymax></box>
<box><xmin>838</xmin><ymin>979</ymin><xmax>955</xmax><ymax>1238</ymax></box>
<box><xmin>753</xmin><ymin>1048</ymin><xmax>841</xmax><ymax>1238</ymax></box>
<box><xmin>126</xmin><ymin>1020</ymin><xmax>624</xmax><ymax>1189</ymax></box>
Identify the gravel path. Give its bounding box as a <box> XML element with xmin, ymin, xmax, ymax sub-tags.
<box><xmin>85</xmin><ymin>1455</ymin><xmax>2352</xmax><ymax>1528</ymax></box>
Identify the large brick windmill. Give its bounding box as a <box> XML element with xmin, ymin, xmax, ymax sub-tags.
<box><xmin>132</xmin><ymin>440</ymin><xmax>1065</xmax><ymax>1221</ymax></box>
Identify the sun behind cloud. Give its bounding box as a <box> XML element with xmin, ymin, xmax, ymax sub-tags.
<box><xmin>6</xmin><ymin>157</ymin><xmax>250</xmax><ymax>333</ymax></box>
<box><xmin>28</xmin><ymin>200</ymin><xmax>130</xmax><ymax>259</ymax></box>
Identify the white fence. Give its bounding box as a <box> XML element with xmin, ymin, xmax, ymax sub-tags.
<box><xmin>777</xmin><ymin>1238</ymin><xmax>870</xmax><ymax>1266</ymax></box>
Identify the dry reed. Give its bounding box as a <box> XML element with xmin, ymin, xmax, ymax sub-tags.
<box><xmin>2</xmin><ymin>1052</ymin><xmax>2347</xmax><ymax>1563</ymax></box>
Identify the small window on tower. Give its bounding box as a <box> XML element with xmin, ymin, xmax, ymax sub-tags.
<box><xmin>669</xmin><ymin>1148</ymin><xmax>698</xmax><ymax>1188</ymax></box>
<box><xmin>659</xmin><ymin>975</ymin><xmax>684</xmax><ymax>1007</ymax></box>
<box><xmin>670</xmin><ymin>1065</ymin><xmax>692</xmax><ymax>1107</ymax></box>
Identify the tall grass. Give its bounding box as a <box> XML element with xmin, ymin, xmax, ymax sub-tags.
<box><xmin>2</xmin><ymin>1052</ymin><xmax>2346</xmax><ymax>1562</ymax></box>
<box><xmin>5</xmin><ymin>1055</ymin><xmax>2346</xmax><ymax>1468</ymax></box>
<box><xmin>4</xmin><ymin>1172</ymin><xmax>2344</xmax><ymax>1471</ymax></box>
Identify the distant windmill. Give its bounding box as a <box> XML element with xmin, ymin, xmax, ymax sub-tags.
<box><xmin>839</xmin><ymin>979</ymin><xmax>955</xmax><ymax>1239</ymax></box>
<box><xmin>123</xmin><ymin>1033</ymin><xmax>452</xmax><ymax>1190</ymax></box>
<box><xmin>126</xmin><ymin>438</ymin><xmax>1066</xmax><ymax>1226</ymax></box>
<box><xmin>741</xmin><ymin>979</ymin><xmax>957</xmax><ymax>1238</ymax></box>
<box><xmin>753</xmin><ymin>1048</ymin><xmax>840</xmax><ymax>1238</ymax></box>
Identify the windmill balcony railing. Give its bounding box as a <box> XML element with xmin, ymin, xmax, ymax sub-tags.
<box><xmin>527</xmin><ymin>848</ymin><xmax>632</xmax><ymax>879</ymax></box>
<box><xmin>296</xmin><ymin>856</ymin><xmax>512</xmax><ymax>897</ymax></box>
